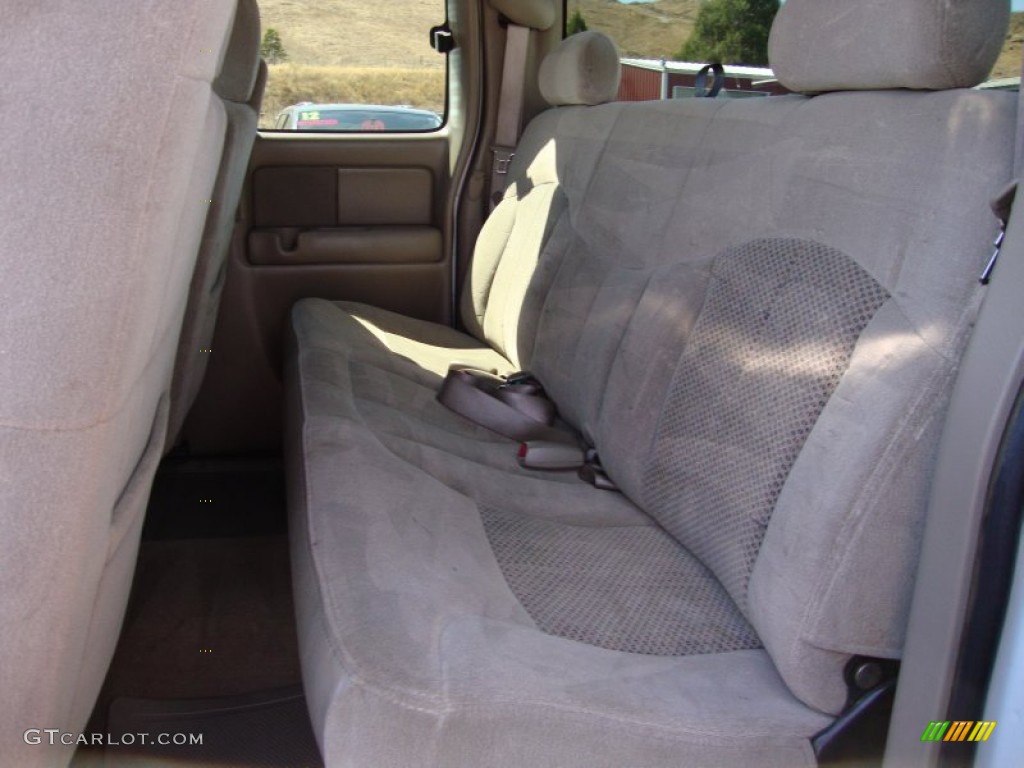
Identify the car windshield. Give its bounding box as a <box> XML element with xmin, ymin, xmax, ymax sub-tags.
<box><xmin>293</xmin><ymin>107</ymin><xmax>440</xmax><ymax>131</ymax></box>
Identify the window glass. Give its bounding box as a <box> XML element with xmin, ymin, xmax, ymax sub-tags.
<box><xmin>991</xmin><ymin>9</ymin><xmax>1023</xmax><ymax>85</ymax></box>
<box><xmin>567</xmin><ymin>1</ymin><xmax>1021</xmax><ymax>97</ymax></box>
<box><xmin>566</xmin><ymin>1</ymin><xmax>783</xmax><ymax>100</ymax></box>
<box><xmin>258</xmin><ymin>0</ymin><xmax>447</xmax><ymax>131</ymax></box>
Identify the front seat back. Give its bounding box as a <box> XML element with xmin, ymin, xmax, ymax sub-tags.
<box><xmin>168</xmin><ymin>0</ymin><xmax>265</xmax><ymax>445</ymax></box>
<box><xmin>0</xmin><ymin>2</ymin><xmax>242</xmax><ymax>765</ymax></box>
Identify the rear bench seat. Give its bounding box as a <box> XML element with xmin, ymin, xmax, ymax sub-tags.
<box><xmin>285</xmin><ymin>1</ymin><xmax>1014</xmax><ymax>765</ymax></box>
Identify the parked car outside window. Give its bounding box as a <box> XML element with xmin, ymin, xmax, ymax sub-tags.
<box><xmin>273</xmin><ymin>103</ymin><xmax>443</xmax><ymax>132</ymax></box>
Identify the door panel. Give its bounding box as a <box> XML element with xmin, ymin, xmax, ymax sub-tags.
<box><xmin>181</xmin><ymin>133</ymin><xmax>452</xmax><ymax>455</ymax></box>
<box><xmin>335</xmin><ymin>168</ymin><xmax>434</xmax><ymax>225</ymax></box>
<box><xmin>248</xmin><ymin>227</ymin><xmax>442</xmax><ymax>266</ymax></box>
<box><xmin>251</xmin><ymin>166</ymin><xmax>438</xmax><ymax>227</ymax></box>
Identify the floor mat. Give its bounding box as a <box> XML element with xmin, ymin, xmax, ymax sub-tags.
<box><xmin>142</xmin><ymin>457</ymin><xmax>287</xmax><ymax>540</ymax></box>
<box><xmin>104</xmin><ymin>687</ymin><xmax>322</xmax><ymax>768</ymax></box>
<box><xmin>96</xmin><ymin>536</ymin><xmax>301</xmax><ymax>707</ymax></box>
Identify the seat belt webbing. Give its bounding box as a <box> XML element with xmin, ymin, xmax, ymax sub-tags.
<box><xmin>437</xmin><ymin>367</ymin><xmax>566</xmax><ymax>444</ymax></box>
<box><xmin>1015</xmin><ymin>51</ymin><xmax>1024</xmax><ymax>181</ymax></box>
<box><xmin>489</xmin><ymin>23</ymin><xmax>530</xmax><ymax>211</ymax></box>
<box><xmin>437</xmin><ymin>367</ymin><xmax>619</xmax><ymax>486</ymax></box>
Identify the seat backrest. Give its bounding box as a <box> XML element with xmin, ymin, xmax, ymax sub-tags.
<box><xmin>459</xmin><ymin>30</ymin><xmax>621</xmax><ymax>365</ymax></box>
<box><xmin>460</xmin><ymin>0</ymin><xmax>1013</xmax><ymax>715</ymax></box>
<box><xmin>0</xmin><ymin>2</ymin><xmax>240</xmax><ymax>764</ymax></box>
<box><xmin>168</xmin><ymin>0</ymin><xmax>264</xmax><ymax>445</ymax></box>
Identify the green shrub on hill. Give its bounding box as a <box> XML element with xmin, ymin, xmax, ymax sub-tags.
<box><xmin>677</xmin><ymin>0</ymin><xmax>779</xmax><ymax>66</ymax></box>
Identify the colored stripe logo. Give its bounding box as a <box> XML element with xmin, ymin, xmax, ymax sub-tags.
<box><xmin>921</xmin><ymin>721</ymin><xmax>997</xmax><ymax>742</ymax></box>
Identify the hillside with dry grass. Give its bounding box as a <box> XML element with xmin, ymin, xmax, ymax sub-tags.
<box><xmin>257</xmin><ymin>0</ymin><xmax>699</xmax><ymax>72</ymax></box>
<box><xmin>571</xmin><ymin>0</ymin><xmax>698</xmax><ymax>60</ymax></box>
<box><xmin>255</xmin><ymin>1</ymin><xmax>1022</xmax><ymax>127</ymax></box>
<box><xmin>259</xmin><ymin>0</ymin><xmax>443</xmax><ymax>67</ymax></box>
<box><xmin>257</xmin><ymin>0</ymin><xmax>446</xmax><ymax>125</ymax></box>
<box><xmin>576</xmin><ymin>1</ymin><xmax>1023</xmax><ymax>73</ymax></box>
<box><xmin>992</xmin><ymin>12</ymin><xmax>1024</xmax><ymax>79</ymax></box>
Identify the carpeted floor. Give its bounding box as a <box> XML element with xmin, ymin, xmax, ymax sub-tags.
<box><xmin>73</xmin><ymin>458</ymin><xmax>317</xmax><ymax>767</ymax></box>
<box><xmin>96</xmin><ymin>535</ymin><xmax>302</xmax><ymax>709</ymax></box>
<box><xmin>141</xmin><ymin>457</ymin><xmax>288</xmax><ymax>540</ymax></box>
<box><xmin>102</xmin><ymin>687</ymin><xmax>322</xmax><ymax>768</ymax></box>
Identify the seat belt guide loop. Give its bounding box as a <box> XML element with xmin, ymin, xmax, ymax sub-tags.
<box><xmin>492</xmin><ymin>147</ymin><xmax>516</xmax><ymax>176</ymax></box>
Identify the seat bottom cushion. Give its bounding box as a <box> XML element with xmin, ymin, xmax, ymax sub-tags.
<box><xmin>306</xmin><ymin>299</ymin><xmax>516</xmax><ymax>378</ymax></box>
<box><xmin>286</xmin><ymin>298</ymin><xmax>832</xmax><ymax>767</ymax></box>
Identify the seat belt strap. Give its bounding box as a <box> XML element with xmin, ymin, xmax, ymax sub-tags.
<box><xmin>437</xmin><ymin>367</ymin><xmax>569</xmax><ymax>444</ymax></box>
<box><xmin>489</xmin><ymin>23</ymin><xmax>530</xmax><ymax>210</ymax></box>
<box><xmin>1015</xmin><ymin>52</ymin><xmax>1024</xmax><ymax>181</ymax></box>
<box><xmin>437</xmin><ymin>366</ymin><xmax>618</xmax><ymax>486</ymax></box>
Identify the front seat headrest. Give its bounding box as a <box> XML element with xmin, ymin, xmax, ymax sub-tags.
<box><xmin>769</xmin><ymin>0</ymin><xmax>1011</xmax><ymax>94</ymax></box>
<box><xmin>214</xmin><ymin>0</ymin><xmax>262</xmax><ymax>103</ymax></box>
<box><xmin>539</xmin><ymin>31</ymin><xmax>621</xmax><ymax>107</ymax></box>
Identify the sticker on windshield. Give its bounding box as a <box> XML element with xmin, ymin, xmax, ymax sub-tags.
<box><xmin>298</xmin><ymin>110</ymin><xmax>339</xmax><ymax>127</ymax></box>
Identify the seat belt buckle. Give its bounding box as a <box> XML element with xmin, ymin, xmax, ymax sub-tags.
<box><xmin>517</xmin><ymin>440</ymin><xmax>585</xmax><ymax>470</ymax></box>
<box><xmin>447</xmin><ymin>365</ymin><xmax>505</xmax><ymax>385</ymax></box>
<box><xmin>504</xmin><ymin>370</ymin><xmax>537</xmax><ymax>386</ymax></box>
<box><xmin>578</xmin><ymin>449</ymin><xmax>620</xmax><ymax>492</ymax></box>
<box><xmin>499</xmin><ymin>371</ymin><xmax>546</xmax><ymax>402</ymax></box>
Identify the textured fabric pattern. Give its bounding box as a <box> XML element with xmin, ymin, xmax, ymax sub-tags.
<box><xmin>538</xmin><ymin>31</ymin><xmax>621</xmax><ymax>106</ymax></box>
<box><xmin>481</xmin><ymin>507</ymin><xmax>761</xmax><ymax>656</ymax></box>
<box><xmin>286</xmin><ymin>302</ymin><xmax>831</xmax><ymax>768</ymax></box>
<box><xmin>0</xmin><ymin>2</ymin><xmax>238</xmax><ymax>765</ymax></box>
<box><xmin>169</xmin><ymin>56</ymin><xmax>266</xmax><ymax>444</ymax></box>
<box><xmin>770</xmin><ymin>0</ymin><xmax>1009</xmax><ymax>93</ymax></box>
<box><xmin>284</xmin><ymin>32</ymin><xmax>1015</xmax><ymax>763</ymax></box>
<box><xmin>644</xmin><ymin>239</ymin><xmax>889</xmax><ymax>613</ymax></box>
<box><xmin>212</xmin><ymin>0</ymin><xmax>262</xmax><ymax>102</ymax></box>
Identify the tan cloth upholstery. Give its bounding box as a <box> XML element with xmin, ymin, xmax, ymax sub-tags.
<box><xmin>213</xmin><ymin>0</ymin><xmax>263</xmax><ymax>102</ymax></box>
<box><xmin>488</xmin><ymin>0</ymin><xmax>557</xmax><ymax>30</ymax></box>
<box><xmin>0</xmin><ymin>2</ymin><xmax>242</xmax><ymax>765</ymax></box>
<box><xmin>168</xmin><ymin>0</ymin><xmax>264</xmax><ymax>444</ymax></box>
<box><xmin>770</xmin><ymin>0</ymin><xmax>1010</xmax><ymax>93</ymax></box>
<box><xmin>286</xmin><ymin>297</ymin><xmax>831</xmax><ymax>767</ymax></box>
<box><xmin>285</xmin><ymin>5</ymin><xmax>1014</xmax><ymax>766</ymax></box>
<box><xmin>538</xmin><ymin>31</ymin><xmax>621</xmax><ymax>107</ymax></box>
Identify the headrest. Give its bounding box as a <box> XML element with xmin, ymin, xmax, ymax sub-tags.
<box><xmin>489</xmin><ymin>0</ymin><xmax>557</xmax><ymax>30</ymax></box>
<box><xmin>250</xmin><ymin>59</ymin><xmax>269</xmax><ymax>111</ymax></box>
<box><xmin>769</xmin><ymin>0</ymin><xmax>1010</xmax><ymax>93</ymax></box>
<box><xmin>539</xmin><ymin>32</ymin><xmax>621</xmax><ymax>107</ymax></box>
<box><xmin>214</xmin><ymin>0</ymin><xmax>262</xmax><ymax>103</ymax></box>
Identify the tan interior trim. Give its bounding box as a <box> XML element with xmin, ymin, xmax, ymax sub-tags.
<box><xmin>337</xmin><ymin>168</ymin><xmax>433</xmax><ymax>225</ymax></box>
<box><xmin>885</xmin><ymin>190</ymin><xmax>1024</xmax><ymax>767</ymax></box>
<box><xmin>248</xmin><ymin>227</ymin><xmax>442</xmax><ymax>266</ymax></box>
